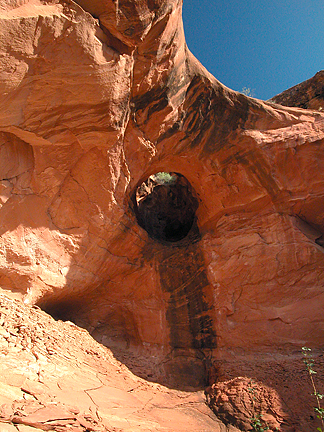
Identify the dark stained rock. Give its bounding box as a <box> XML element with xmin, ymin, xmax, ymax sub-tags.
<box><xmin>269</xmin><ymin>70</ymin><xmax>324</xmax><ymax>110</ymax></box>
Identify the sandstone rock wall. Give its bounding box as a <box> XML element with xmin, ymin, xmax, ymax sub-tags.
<box><xmin>1</xmin><ymin>0</ymin><xmax>324</xmax><ymax>395</ymax></box>
<box><xmin>270</xmin><ymin>70</ymin><xmax>324</xmax><ymax>110</ymax></box>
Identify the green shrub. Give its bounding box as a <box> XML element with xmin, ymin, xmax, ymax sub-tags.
<box><xmin>302</xmin><ymin>346</ymin><xmax>324</xmax><ymax>432</ymax></box>
<box><xmin>154</xmin><ymin>172</ymin><xmax>176</xmax><ymax>185</ymax></box>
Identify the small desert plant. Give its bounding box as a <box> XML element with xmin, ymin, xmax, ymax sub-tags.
<box><xmin>250</xmin><ymin>414</ymin><xmax>269</xmax><ymax>432</ymax></box>
<box><xmin>302</xmin><ymin>346</ymin><xmax>324</xmax><ymax>431</ymax></box>
<box><xmin>154</xmin><ymin>172</ymin><xmax>176</xmax><ymax>185</ymax></box>
<box><xmin>248</xmin><ymin>381</ymin><xmax>271</xmax><ymax>431</ymax></box>
<box><xmin>241</xmin><ymin>87</ymin><xmax>255</xmax><ymax>97</ymax></box>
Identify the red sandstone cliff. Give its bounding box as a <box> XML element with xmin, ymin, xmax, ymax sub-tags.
<box><xmin>1</xmin><ymin>0</ymin><xmax>324</xmax><ymax>430</ymax></box>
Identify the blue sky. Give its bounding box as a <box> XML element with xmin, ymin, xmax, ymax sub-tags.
<box><xmin>182</xmin><ymin>0</ymin><xmax>324</xmax><ymax>100</ymax></box>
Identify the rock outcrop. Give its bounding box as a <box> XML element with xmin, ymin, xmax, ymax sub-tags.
<box><xmin>270</xmin><ymin>70</ymin><xmax>324</xmax><ymax>110</ymax></box>
<box><xmin>1</xmin><ymin>0</ymin><xmax>324</xmax><ymax>430</ymax></box>
<box><xmin>206</xmin><ymin>377</ymin><xmax>284</xmax><ymax>431</ymax></box>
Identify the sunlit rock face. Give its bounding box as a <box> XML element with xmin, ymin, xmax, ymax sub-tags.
<box><xmin>270</xmin><ymin>70</ymin><xmax>324</xmax><ymax>110</ymax></box>
<box><xmin>1</xmin><ymin>0</ymin><xmax>324</xmax><ymax>393</ymax></box>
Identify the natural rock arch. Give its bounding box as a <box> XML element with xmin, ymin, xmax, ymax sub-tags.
<box><xmin>134</xmin><ymin>172</ymin><xmax>198</xmax><ymax>243</ymax></box>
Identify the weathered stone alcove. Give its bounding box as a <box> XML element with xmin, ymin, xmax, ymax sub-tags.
<box><xmin>36</xmin><ymin>170</ymin><xmax>216</xmax><ymax>390</ymax></box>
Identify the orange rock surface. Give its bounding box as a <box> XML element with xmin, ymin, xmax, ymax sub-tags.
<box><xmin>1</xmin><ymin>0</ymin><xmax>324</xmax><ymax>430</ymax></box>
<box><xmin>0</xmin><ymin>293</ymin><xmax>225</xmax><ymax>431</ymax></box>
<box><xmin>270</xmin><ymin>70</ymin><xmax>324</xmax><ymax>110</ymax></box>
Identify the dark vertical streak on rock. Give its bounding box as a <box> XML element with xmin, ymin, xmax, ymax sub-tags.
<box><xmin>158</xmin><ymin>240</ymin><xmax>216</xmax><ymax>351</ymax></box>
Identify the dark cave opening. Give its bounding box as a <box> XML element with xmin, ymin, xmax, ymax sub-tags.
<box><xmin>133</xmin><ymin>172</ymin><xmax>199</xmax><ymax>243</ymax></box>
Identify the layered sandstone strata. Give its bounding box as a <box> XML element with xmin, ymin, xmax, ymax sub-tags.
<box><xmin>1</xmin><ymin>1</ymin><xmax>324</xmax><ymax>429</ymax></box>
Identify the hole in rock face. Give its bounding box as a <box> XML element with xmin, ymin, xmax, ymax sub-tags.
<box><xmin>134</xmin><ymin>172</ymin><xmax>199</xmax><ymax>242</ymax></box>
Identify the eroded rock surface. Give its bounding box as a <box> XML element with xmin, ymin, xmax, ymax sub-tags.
<box><xmin>1</xmin><ymin>0</ymin><xmax>324</xmax><ymax>430</ymax></box>
<box><xmin>270</xmin><ymin>70</ymin><xmax>324</xmax><ymax>110</ymax></box>
<box><xmin>0</xmin><ymin>293</ymin><xmax>226</xmax><ymax>431</ymax></box>
<box><xmin>206</xmin><ymin>377</ymin><xmax>284</xmax><ymax>431</ymax></box>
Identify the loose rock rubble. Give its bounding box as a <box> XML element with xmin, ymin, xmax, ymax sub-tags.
<box><xmin>0</xmin><ymin>292</ymin><xmax>233</xmax><ymax>431</ymax></box>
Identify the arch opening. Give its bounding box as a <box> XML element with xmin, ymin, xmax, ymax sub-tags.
<box><xmin>134</xmin><ymin>172</ymin><xmax>199</xmax><ymax>242</ymax></box>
